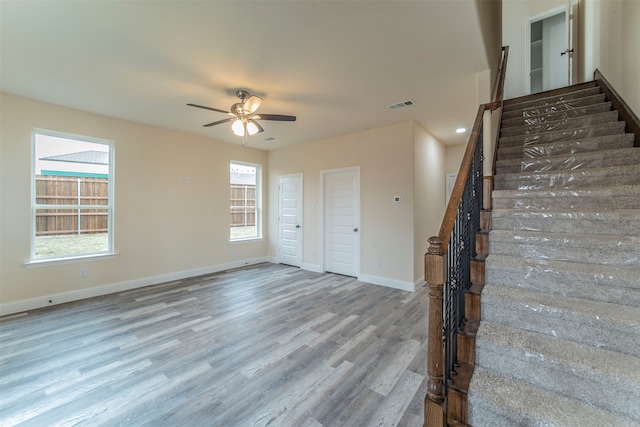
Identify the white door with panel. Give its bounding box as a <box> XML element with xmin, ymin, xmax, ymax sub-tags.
<box><xmin>323</xmin><ymin>168</ymin><xmax>360</xmax><ymax>277</ymax></box>
<box><xmin>278</xmin><ymin>174</ymin><xmax>303</xmax><ymax>267</ymax></box>
<box><xmin>527</xmin><ymin>6</ymin><xmax>572</xmax><ymax>94</ymax></box>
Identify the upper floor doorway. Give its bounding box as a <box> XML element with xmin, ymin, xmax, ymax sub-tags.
<box><xmin>526</xmin><ymin>4</ymin><xmax>575</xmax><ymax>94</ymax></box>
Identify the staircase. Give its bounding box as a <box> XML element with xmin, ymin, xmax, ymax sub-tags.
<box><xmin>467</xmin><ymin>81</ymin><xmax>640</xmax><ymax>426</ymax></box>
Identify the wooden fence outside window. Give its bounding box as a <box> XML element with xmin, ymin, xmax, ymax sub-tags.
<box><xmin>230</xmin><ymin>184</ymin><xmax>256</xmax><ymax>227</ymax></box>
<box><xmin>35</xmin><ymin>175</ymin><xmax>109</xmax><ymax>236</ymax></box>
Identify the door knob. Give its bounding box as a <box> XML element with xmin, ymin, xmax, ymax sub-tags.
<box><xmin>560</xmin><ymin>48</ymin><xmax>574</xmax><ymax>56</ymax></box>
<box><xmin>296</xmin><ymin>224</ymin><xmax>300</xmax><ymax>228</ymax></box>
<box><xmin>353</xmin><ymin>228</ymin><xmax>358</xmax><ymax>232</ymax></box>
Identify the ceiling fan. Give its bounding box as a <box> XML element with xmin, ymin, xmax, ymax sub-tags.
<box><xmin>187</xmin><ymin>90</ymin><xmax>296</xmax><ymax>144</ymax></box>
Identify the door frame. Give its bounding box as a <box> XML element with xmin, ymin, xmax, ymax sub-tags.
<box><xmin>277</xmin><ymin>173</ymin><xmax>303</xmax><ymax>267</ymax></box>
<box><xmin>320</xmin><ymin>166</ymin><xmax>360</xmax><ymax>276</ymax></box>
<box><xmin>525</xmin><ymin>4</ymin><xmax>571</xmax><ymax>94</ymax></box>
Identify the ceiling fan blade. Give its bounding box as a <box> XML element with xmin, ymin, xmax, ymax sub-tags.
<box><xmin>187</xmin><ymin>103</ymin><xmax>229</xmax><ymax>114</ymax></box>
<box><xmin>242</xmin><ymin>95</ymin><xmax>263</xmax><ymax>114</ymax></box>
<box><xmin>249</xmin><ymin>119</ymin><xmax>264</xmax><ymax>133</ymax></box>
<box><xmin>254</xmin><ymin>114</ymin><xmax>296</xmax><ymax>122</ymax></box>
<box><xmin>203</xmin><ymin>118</ymin><xmax>234</xmax><ymax>127</ymax></box>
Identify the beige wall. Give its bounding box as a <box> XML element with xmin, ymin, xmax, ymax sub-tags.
<box><xmin>414</xmin><ymin>124</ymin><xmax>446</xmax><ymax>281</ymax></box>
<box><xmin>268</xmin><ymin>121</ymin><xmax>446</xmax><ymax>288</ymax></box>
<box><xmin>583</xmin><ymin>0</ymin><xmax>640</xmax><ymax>115</ymax></box>
<box><xmin>0</xmin><ymin>93</ymin><xmax>268</xmax><ymax>309</ymax></box>
<box><xmin>475</xmin><ymin>0</ymin><xmax>503</xmax><ymax>90</ymax></box>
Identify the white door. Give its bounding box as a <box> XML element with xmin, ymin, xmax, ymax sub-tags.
<box><xmin>323</xmin><ymin>168</ymin><xmax>359</xmax><ymax>277</ymax></box>
<box><xmin>543</xmin><ymin>11</ymin><xmax>568</xmax><ymax>91</ymax></box>
<box><xmin>527</xmin><ymin>6</ymin><xmax>571</xmax><ymax>94</ymax></box>
<box><xmin>278</xmin><ymin>174</ymin><xmax>303</xmax><ymax>267</ymax></box>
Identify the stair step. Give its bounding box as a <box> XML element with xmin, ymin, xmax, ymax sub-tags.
<box><xmin>489</xmin><ymin>229</ymin><xmax>640</xmax><ymax>266</ymax></box>
<box><xmin>500</xmin><ymin>110</ymin><xmax>619</xmax><ymax>138</ymax></box>
<box><xmin>496</xmin><ymin>133</ymin><xmax>635</xmax><ymax>161</ymax></box>
<box><xmin>494</xmin><ymin>164</ymin><xmax>640</xmax><ymax>190</ymax></box>
<box><xmin>495</xmin><ymin>145</ymin><xmax>640</xmax><ymax>174</ymax></box>
<box><xmin>480</xmin><ymin>285</ymin><xmax>640</xmax><ymax>356</ymax></box>
<box><xmin>502</xmin><ymin>81</ymin><xmax>598</xmax><ymax>108</ymax></box>
<box><xmin>502</xmin><ymin>93</ymin><xmax>607</xmax><ymax>121</ymax></box>
<box><xmin>485</xmin><ymin>254</ymin><xmax>640</xmax><ymax>306</ymax></box>
<box><xmin>500</xmin><ymin>101</ymin><xmax>612</xmax><ymax>129</ymax></box>
<box><xmin>492</xmin><ymin>184</ymin><xmax>640</xmax><ymax>210</ymax></box>
<box><xmin>475</xmin><ymin>322</ymin><xmax>640</xmax><ymax>422</ymax></box>
<box><xmin>491</xmin><ymin>208</ymin><xmax>640</xmax><ymax>236</ymax></box>
<box><xmin>468</xmin><ymin>367</ymin><xmax>638</xmax><ymax>427</ymax></box>
<box><xmin>502</xmin><ymin>85</ymin><xmax>602</xmax><ymax>113</ymax></box>
<box><xmin>498</xmin><ymin>121</ymin><xmax>627</xmax><ymax>149</ymax></box>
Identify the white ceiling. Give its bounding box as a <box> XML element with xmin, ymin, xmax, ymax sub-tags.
<box><xmin>0</xmin><ymin>1</ymin><xmax>492</xmax><ymax>151</ymax></box>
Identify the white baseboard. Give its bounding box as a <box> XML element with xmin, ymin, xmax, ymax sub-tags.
<box><xmin>358</xmin><ymin>274</ymin><xmax>416</xmax><ymax>292</ymax></box>
<box><xmin>414</xmin><ymin>276</ymin><xmax>426</xmax><ymax>289</ymax></box>
<box><xmin>0</xmin><ymin>257</ymin><xmax>270</xmax><ymax>316</ymax></box>
<box><xmin>301</xmin><ymin>263</ymin><xmax>323</xmax><ymax>273</ymax></box>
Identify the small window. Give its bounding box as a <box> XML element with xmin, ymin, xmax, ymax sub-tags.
<box><xmin>32</xmin><ymin>130</ymin><xmax>114</xmax><ymax>261</ymax></box>
<box><xmin>230</xmin><ymin>162</ymin><xmax>261</xmax><ymax>240</ymax></box>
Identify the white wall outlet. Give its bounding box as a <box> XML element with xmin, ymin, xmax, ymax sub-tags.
<box><xmin>79</xmin><ymin>268</ymin><xmax>87</xmax><ymax>278</ymax></box>
<box><xmin>186</xmin><ymin>176</ymin><xmax>191</xmax><ymax>184</ymax></box>
<box><xmin>375</xmin><ymin>259</ymin><xmax>382</xmax><ymax>268</ymax></box>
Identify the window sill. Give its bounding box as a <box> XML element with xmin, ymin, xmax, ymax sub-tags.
<box><xmin>25</xmin><ymin>252</ymin><xmax>118</xmax><ymax>268</ymax></box>
<box><xmin>229</xmin><ymin>237</ymin><xmax>263</xmax><ymax>244</ymax></box>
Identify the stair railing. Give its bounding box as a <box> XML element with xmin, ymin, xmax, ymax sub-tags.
<box><xmin>424</xmin><ymin>46</ymin><xmax>508</xmax><ymax>426</ymax></box>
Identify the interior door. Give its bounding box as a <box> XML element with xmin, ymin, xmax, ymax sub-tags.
<box><xmin>278</xmin><ymin>174</ymin><xmax>302</xmax><ymax>267</ymax></box>
<box><xmin>323</xmin><ymin>168</ymin><xmax>359</xmax><ymax>277</ymax></box>
<box><xmin>543</xmin><ymin>11</ymin><xmax>568</xmax><ymax>91</ymax></box>
<box><xmin>527</xmin><ymin>6</ymin><xmax>571</xmax><ymax>94</ymax></box>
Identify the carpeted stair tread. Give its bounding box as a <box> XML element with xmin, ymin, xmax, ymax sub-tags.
<box><xmin>501</xmin><ymin>81</ymin><xmax>597</xmax><ymax>106</ymax></box>
<box><xmin>500</xmin><ymin>101</ymin><xmax>612</xmax><ymax>129</ymax></box>
<box><xmin>475</xmin><ymin>322</ymin><xmax>640</xmax><ymax>421</ymax></box>
<box><xmin>480</xmin><ymin>284</ymin><xmax>640</xmax><ymax>356</ymax></box>
<box><xmin>496</xmin><ymin>133</ymin><xmax>635</xmax><ymax>160</ymax></box>
<box><xmin>468</xmin><ymin>367</ymin><xmax>639</xmax><ymax>427</ymax></box>
<box><xmin>495</xmin><ymin>145</ymin><xmax>640</xmax><ymax>174</ymax></box>
<box><xmin>502</xmin><ymin>85</ymin><xmax>602</xmax><ymax>113</ymax></box>
<box><xmin>498</xmin><ymin>121</ymin><xmax>626</xmax><ymax>148</ymax></box>
<box><xmin>491</xmin><ymin>208</ymin><xmax>640</xmax><ymax>236</ymax></box>
<box><xmin>492</xmin><ymin>184</ymin><xmax>640</xmax><ymax>210</ymax></box>
<box><xmin>499</xmin><ymin>110</ymin><xmax>619</xmax><ymax>138</ymax></box>
<box><xmin>489</xmin><ymin>229</ymin><xmax>640</xmax><ymax>266</ymax></box>
<box><xmin>484</xmin><ymin>254</ymin><xmax>640</xmax><ymax>306</ymax></box>
<box><xmin>501</xmin><ymin>93</ymin><xmax>607</xmax><ymax>121</ymax></box>
<box><xmin>493</xmin><ymin>163</ymin><xmax>640</xmax><ymax>190</ymax></box>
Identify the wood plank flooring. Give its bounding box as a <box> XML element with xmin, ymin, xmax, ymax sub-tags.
<box><xmin>0</xmin><ymin>263</ymin><xmax>428</xmax><ymax>426</ymax></box>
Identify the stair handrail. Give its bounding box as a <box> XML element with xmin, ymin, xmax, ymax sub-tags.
<box><xmin>424</xmin><ymin>46</ymin><xmax>508</xmax><ymax>426</ymax></box>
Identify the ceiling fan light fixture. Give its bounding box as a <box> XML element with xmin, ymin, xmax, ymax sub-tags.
<box><xmin>247</xmin><ymin>121</ymin><xmax>259</xmax><ymax>136</ymax></box>
<box><xmin>232</xmin><ymin>119</ymin><xmax>245</xmax><ymax>136</ymax></box>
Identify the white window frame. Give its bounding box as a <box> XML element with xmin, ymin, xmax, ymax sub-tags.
<box><xmin>229</xmin><ymin>161</ymin><xmax>262</xmax><ymax>241</ymax></box>
<box><xmin>29</xmin><ymin>129</ymin><xmax>115</xmax><ymax>264</ymax></box>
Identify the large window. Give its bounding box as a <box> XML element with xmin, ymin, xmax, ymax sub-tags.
<box><xmin>230</xmin><ymin>162</ymin><xmax>261</xmax><ymax>240</ymax></box>
<box><xmin>32</xmin><ymin>130</ymin><xmax>114</xmax><ymax>261</ymax></box>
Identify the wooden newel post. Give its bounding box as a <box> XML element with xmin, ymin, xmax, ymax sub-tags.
<box><xmin>424</xmin><ymin>236</ymin><xmax>446</xmax><ymax>426</ymax></box>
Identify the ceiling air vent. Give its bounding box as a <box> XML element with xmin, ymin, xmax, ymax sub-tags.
<box><xmin>387</xmin><ymin>99</ymin><xmax>415</xmax><ymax>110</ymax></box>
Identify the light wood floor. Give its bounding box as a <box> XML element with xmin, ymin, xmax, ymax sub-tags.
<box><xmin>0</xmin><ymin>263</ymin><xmax>428</xmax><ymax>426</ymax></box>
